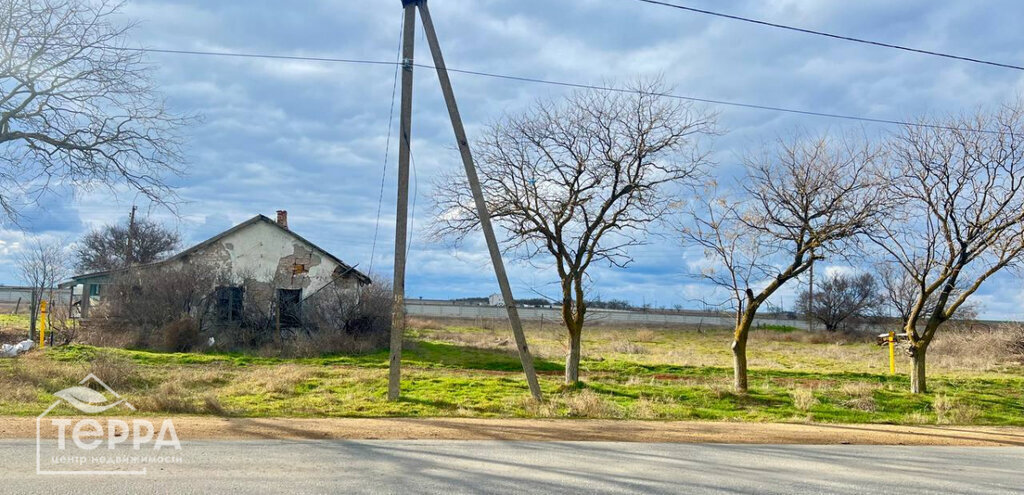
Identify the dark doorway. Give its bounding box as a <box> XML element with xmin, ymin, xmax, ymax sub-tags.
<box><xmin>277</xmin><ymin>289</ymin><xmax>302</xmax><ymax>327</ymax></box>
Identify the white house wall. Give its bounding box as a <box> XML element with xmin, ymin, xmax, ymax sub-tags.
<box><xmin>181</xmin><ymin>220</ymin><xmax>349</xmax><ymax>296</ymax></box>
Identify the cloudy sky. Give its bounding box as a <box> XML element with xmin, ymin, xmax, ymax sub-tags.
<box><xmin>3</xmin><ymin>0</ymin><xmax>1024</xmax><ymax>319</ymax></box>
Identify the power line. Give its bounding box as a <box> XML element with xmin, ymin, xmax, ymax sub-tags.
<box><xmin>106</xmin><ymin>44</ymin><xmax>995</xmax><ymax>134</ymax></box>
<box><xmin>633</xmin><ymin>0</ymin><xmax>1024</xmax><ymax>71</ymax></box>
<box><xmin>368</xmin><ymin>20</ymin><xmax>404</xmax><ymax>276</ymax></box>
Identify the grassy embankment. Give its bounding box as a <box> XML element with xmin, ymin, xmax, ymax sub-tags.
<box><xmin>0</xmin><ymin>316</ymin><xmax>1021</xmax><ymax>425</ymax></box>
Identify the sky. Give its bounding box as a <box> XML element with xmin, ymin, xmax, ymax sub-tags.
<box><xmin>3</xmin><ymin>0</ymin><xmax>1024</xmax><ymax>319</ymax></box>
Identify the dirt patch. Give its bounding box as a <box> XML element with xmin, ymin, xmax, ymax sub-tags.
<box><xmin>5</xmin><ymin>417</ymin><xmax>1024</xmax><ymax>446</ymax></box>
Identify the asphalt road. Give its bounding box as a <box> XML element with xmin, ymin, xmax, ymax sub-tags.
<box><xmin>4</xmin><ymin>440</ymin><xmax>1022</xmax><ymax>494</ymax></box>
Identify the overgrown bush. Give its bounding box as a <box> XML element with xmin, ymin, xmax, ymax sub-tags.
<box><xmin>296</xmin><ymin>280</ymin><xmax>392</xmax><ymax>355</ymax></box>
<box><xmin>930</xmin><ymin>323</ymin><xmax>1024</xmax><ymax>370</ymax></box>
<box><xmin>84</xmin><ymin>261</ymin><xmax>390</xmax><ymax>356</ymax></box>
<box><xmin>88</xmin><ymin>262</ymin><xmax>225</xmax><ymax>350</ymax></box>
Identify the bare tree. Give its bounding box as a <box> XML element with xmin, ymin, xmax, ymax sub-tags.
<box><xmin>433</xmin><ymin>81</ymin><xmax>716</xmax><ymax>384</ymax></box>
<box><xmin>796</xmin><ymin>271</ymin><xmax>880</xmax><ymax>332</ymax></box>
<box><xmin>0</xmin><ymin>0</ymin><xmax>189</xmax><ymax>224</ymax></box>
<box><xmin>877</xmin><ymin>264</ymin><xmax>978</xmax><ymax>322</ymax></box>
<box><xmin>75</xmin><ymin>214</ymin><xmax>180</xmax><ymax>271</ymax></box>
<box><xmin>872</xmin><ymin>104</ymin><xmax>1024</xmax><ymax>393</ymax></box>
<box><xmin>683</xmin><ymin>134</ymin><xmax>886</xmax><ymax>392</ymax></box>
<box><xmin>18</xmin><ymin>237</ymin><xmax>71</xmax><ymax>340</ymax></box>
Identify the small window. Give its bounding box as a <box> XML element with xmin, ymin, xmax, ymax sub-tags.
<box><xmin>214</xmin><ymin>286</ymin><xmax>244</xmax><ymax>323</ymax></box>
<box><xmin>293</xmin><ymin>263</ymin><xmax>308</xmax><ymax>275</ymax></box>
<box><xmin>277</xmin><ymin>289</ymin><xmax>302</xmax><ymax>327</ymax></box>
<box><xmin>89</xmin><ymin>284</ymin><xmax>101</xmax><ymax>297</ymax></box>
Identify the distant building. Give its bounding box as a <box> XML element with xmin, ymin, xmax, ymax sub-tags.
<box><xmin>488</xmin><ymin>293</ymin><xmax>503</xmax><ymax>306</ymax></box>
<box><xmin>63</xmin><ymin>210</ymin><xmax>370</xmax><ymax>320</ymax></box>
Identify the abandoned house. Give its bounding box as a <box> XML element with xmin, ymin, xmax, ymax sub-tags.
<box><xmin>64</xmin><ymin>210</ymin><xmax>371</xmax><ymax>321</ymax></box>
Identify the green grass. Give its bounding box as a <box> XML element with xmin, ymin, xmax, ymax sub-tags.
<box><xmin>1</xmin><ymin>323</ymin><xmax>1022</xmax><ymax>425</ymax></box>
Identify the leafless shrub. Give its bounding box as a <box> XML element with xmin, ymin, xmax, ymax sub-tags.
<box><xmin>298</xmin><ymin>280</ymin><xmax>392</xmax><ymax>355</ymax></box>
<box><xmin>97</xmin><ymin>262</ymin><xmax>225</xmax><ymax>349</ymax></box>
<box><xmin>160</xmin><ymin>317</ymin><xmax>201</xmax><ymax>352</ymax></box>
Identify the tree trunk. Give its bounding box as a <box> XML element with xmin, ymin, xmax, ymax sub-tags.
<box><xmin>732</xmin><ymin>308</ymin><xmax>754</xmax><ymax>393</ymax></box>
<box><xmin>732</xmin><ymin>339</ymin><xmax>747</xmax><ymax>393</ymax></box>
<box><xmin>565</xmin><ymin>328</ymin><xmax>581</xmax><ymax>385</ymax></box>
<box><xmin>29</xmin><ymin>289</ymin><xmax>38</xmax><ymax>341</ymax></box>
<box><xmin>910</xmin><ymin>345</ymin><xmax>927</xmax><ymax>394</ymax></box>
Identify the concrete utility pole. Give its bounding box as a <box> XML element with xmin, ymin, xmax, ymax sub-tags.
<box><xmin>387</xmin><ymin>0</ymin><xmax>543</xmax><ymax>402</ymax></box>
<box><xmin>126</xmin><ymin>204</ymin><xmax>137</xmax><ymax>265</ymax></box>
<box><xmin>417</xmin><ymin>0</ymin><xmax>542</xmax><ymax>401</ymax></box>
<box><xmin>807</xmin><ymin>248</ymin><xmax>815</xmax><ymax>332</ymax></box>
<box><xmin>388</xmin><ymin>1</ymin><xmax>417</xmax><ymax>402</ymax></box>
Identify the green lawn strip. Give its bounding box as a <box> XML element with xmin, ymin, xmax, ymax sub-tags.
<box><xmin>1</xmin><ymin>342</ymin><xmax>1018</xmax><ymax>424</ymax></box>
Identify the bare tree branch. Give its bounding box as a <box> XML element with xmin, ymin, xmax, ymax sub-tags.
<box><xmin>0</xmin><ymin>0</ymin><xmax>192</xmax><ymax>224</ymax></box>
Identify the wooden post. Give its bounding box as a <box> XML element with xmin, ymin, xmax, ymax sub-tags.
<box><xmin>418</xmin><ymin>0</ymin><xmax>543</xmax><ymax>401</ymax></box>
<box><xmin>388</xmin><ymin>0</ymin><xmax>417</xmax><ymax>402</ymax></box>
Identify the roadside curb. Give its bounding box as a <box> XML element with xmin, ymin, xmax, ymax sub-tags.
<box><xmin>7</xmin><ymin>417</ymin><xmax>1024</xmax><ymax>446</ymax></box>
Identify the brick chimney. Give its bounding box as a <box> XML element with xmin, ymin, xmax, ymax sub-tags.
<box><xmin>276</xmin><ymin>210</ymin><xmax>288</xmax><ymax>230</ymax></box>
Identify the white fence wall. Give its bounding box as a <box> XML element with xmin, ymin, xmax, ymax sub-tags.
<box><xmin>404</xmin><ymin>301</ymin><xmax>809</xmax><ymax>330</ymax></box>
<box><xmin>0</xmin><ymin>286</ymin><xmax>73</xmax><ymax>308</ymax></box>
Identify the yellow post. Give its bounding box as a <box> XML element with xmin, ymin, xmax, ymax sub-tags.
<box><xmin>888</xmin><ymin>330</ymin><xmax>896</xmax><ymax>374</ymax></box>
<box><xmin>39</xmin><ymin>299</ymin><xmax>47</xmax><ymax>349</ymax></box>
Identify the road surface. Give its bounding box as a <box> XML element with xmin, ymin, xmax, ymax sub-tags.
<box><xmin>4</xmin><ymin>440</ymin><xmax>1022</xmax><ymax>494</ymax></box>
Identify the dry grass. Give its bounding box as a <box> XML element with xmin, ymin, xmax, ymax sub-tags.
<box><xmin>611</xmin><ymin>340</ymin><xmax>648</xmax><ymax>355</ymax></box>
<box><xmin>237</xmin><ymin>364</ymin><xmax>315</xmax><ymax>395</ymax></box>
<box><xmin>790</xmin><ymin>387</ymin><xmax>818</xmax><ymax>412</ymax></box>
<box><xmin>752</xmin><ymin>329</ymin><xmax>872</xmax><ymax>345</ymax></box>
<box><xmin>4</xmin><ymin>353</ymin><xmax>86</xmax><ymax>392</ymax></box>
<box><xmin>563</xmin><ymin>389</ymin><xmax>622</xmax><ymax>418</ymax></box>
<box><xmin>88</xmin><ymin>352</ymin><xmax>144</xmax><ymax>391</ymax></box>
<box><xmin>933</xmin><ymin>395</ymin><xmax>982</xmax><ymax>425</ymax></box>
<box><xmin>203</xmin><ymin>395</ymin><xmax>229</xmax><ymax>416</ymax></box>
<box><xmin>930</xmin><ymin>324</ymin><xmax>1024</xmax><ymax>371</ymax></box>
<box><xmin>136</xmin><ymin>382</ymin><xmax>200</xmax><ymax>414</ymax></box>
<box><xmin>839</xmin><ymin>381</ymin><xmax>881</xmax><ymax>397</ymax></box>
<box><xmin>844</xmin><ymin>396</ymin><xmax>877</xmax><ymax>412</ymax></box>
<box><xmin>407</xmin><ymin>318</ymin><xmax>441</xmax><ymax>331</ymax></box>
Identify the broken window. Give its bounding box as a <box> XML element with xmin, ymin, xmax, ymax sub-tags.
<box><xmin>214</xmin><ymin>286</ymin><xmax>244</xmax><ymax>324</ymax></box>
<box><xmin>277</xmin><ymin>288</ymin><xmax>302</xmax><ymax>327</ymax></box>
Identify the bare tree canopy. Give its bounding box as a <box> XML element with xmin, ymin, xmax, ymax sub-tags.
<box><xmin>18</xmin><ymin>236</ymin><xmax>70</xmax><ymax>338</ymax></box>
<box><xmin>433</xmin><ymin>80</ymin><xmax>717</xmax><ymax>384</ymax></box>
<box><xmin>0</xmin><ymin>0</ymin><xmax>189</xmax><ymax>223</ymax></box>
<box><xmin>877</xmin><ymin>264</ymin><xmax>978</xmax><ymax>322</ymax></box>
<box><xmin>796</xmin><ymin>271</ymin><xmax>881</xmax><ymax>332</ymax></box>
<box><xmin>683</xmin><ymin>133</ymin><xmax>887</xmax><ymax>392</ymax></box>
<box><xmin>872</xmin><ymin>103</ymin><xmax>1024</xmax><ymax>393</ymax></box>
<box><xmin>74</xmin><ymin>214</ymin><xmax>180</xmax><ymax>272</ymax></box>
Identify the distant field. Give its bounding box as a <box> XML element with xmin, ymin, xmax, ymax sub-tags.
<box><xmin>0</xmin><ymin>317</ymin><xmax>1021</xmax><ymax>425</ymax></box>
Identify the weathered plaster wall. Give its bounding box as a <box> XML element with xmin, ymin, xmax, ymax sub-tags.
<box><xmin>178</xmin><ymin>221</ymin><xmax>359</xmax><ymax>298</ymax></box>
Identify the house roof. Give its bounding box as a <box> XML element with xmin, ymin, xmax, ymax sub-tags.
<box><xmin>64</xmin><ymin>214</ymin><xmax>371</xmax><ymax>286</ymax></box>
